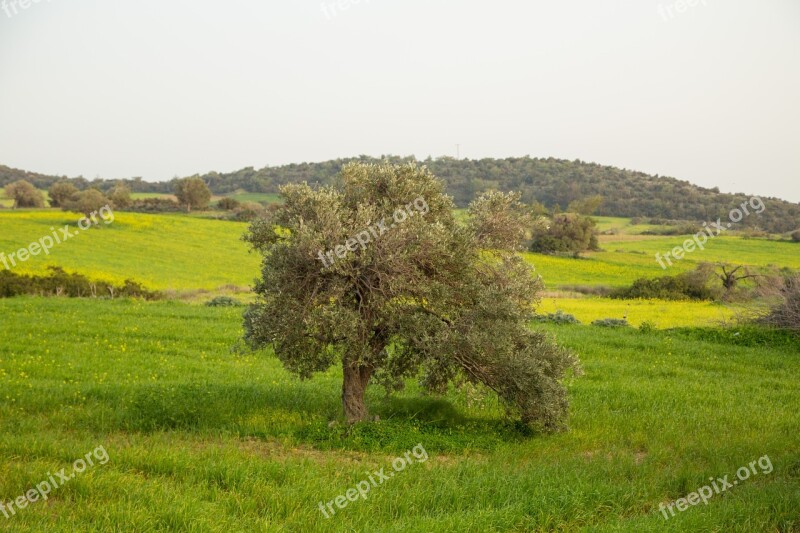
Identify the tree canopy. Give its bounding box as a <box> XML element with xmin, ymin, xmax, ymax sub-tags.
<box><xmin>174</xmin><ymin>177</ymin><xmax>211</xmax><ymax>212</ymax></box>
<box><xmin>243</xmin><ymin>163</ymin><xmax>580</xmax><ymax>430</ymax></box>
<box><xmin>4</xmin><ymin>180</ymin><xmax>44</xmax><ymax>208</ymax></box>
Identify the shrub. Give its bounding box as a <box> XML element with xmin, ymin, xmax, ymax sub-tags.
<box><xmin>791</xmin><ymin>230</ymin><xmax>800</xmax><ymax>242</ymax></box>
<box><xmin>206</xmin><ymin>296</ymin><xmax>243</xmax><ymax>307</ymax></box>
<box><xmin>530</xmin><ymin>213</ymin><xmax>599</xmax><ymax>255</ymax></box>
<box><xmin>591</xmin><ymin>318</ymin><xmax>629</xmax><ymax>328</ymax></box>
<box><xmin>755</xmin><ymin>273</ymin><xmax>800</xmax><ymax>334</ymax></box>
<box><xmin>230</xmin><ymin>202</ymin><xmax>266</xmax><ymax>222</ymax></box>
<box><xmin>129</xmin><ymin>198</ymin><xmax>182</xmax><ymax>213</ymax></box>
<box><xmin>108</xmin><ymin>184</ymin><xmax>132</xmax><ymax>209</ymax></box>
<box><xmin>0</xmin><ymin>267</ymin><xmax>159</xmax><ymax>299</ymax></box>
<box><xmin>533</xmin><ymin>311</ymin><xmax>581</xmax><ymax>324</ymax></box>
<box><xmin>610</xmin><ymin>267</ymin><xmax>718</xmax><ymax>301</ymax></box>
<box><xmin>217</xmin><ymin>197</ymin><xmax>241</xmax><ymax>210</ymax></box>
<box><xmin>638</xmin><ymin>321</ymin><xmax>656</xmax><ymax>333</ymax></box>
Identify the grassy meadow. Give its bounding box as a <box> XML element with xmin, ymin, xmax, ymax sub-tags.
<box><xmin>1</xmin><ymin>208</ymin><xmax>798</xmax><ymax>531</ymax></box>
<box><xmin>1</xmin><ymin>297</ymin><xmax>798</xmax><ymax>531</ymax></box>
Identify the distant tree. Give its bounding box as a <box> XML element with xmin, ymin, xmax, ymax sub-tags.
<box><xmin>48</xmin><ymin>180</ymin><xmax>79</xmax><ymax>208</ymax></box>
<box><xmin>530</xmin><ymin>213</ymin><xmax>599</xmax><ymax>255</ymax></box>
<box><xmin>63</xmin><ymin>189</ymin><xmax>110</xmax><ymax>219</ymax></box>
<box><xmin>717</xmin><ymin>264</ymin><xmax>759</xmax><ymax>292</ymax></box>
<box><xmin>468</xmin><ymin>191</ymin><xmax>532</xmax><ymax>251</ymax></box>
<box><xmin>567</xmin><ymin>195</ymin><xmax>604</xmax><ymax>216</ymax></box>
<box><xmin>5</xmin><ymin>180</ymin><xmax>45</xmax><ymax>208</ymax></box>
<box><xmin>243</xmin><ymin>163</ymin><xmax>580</xmax><ymax>430</ymax></box>
<box><xmin>108</xmin><ymin>184</ymin><xmax>132</xmax><ymax>209</ymax></box>
<box><xmin>174</xmin><ymin>177</ymin><xmax>211</xmax><ymax>212</ymax></box>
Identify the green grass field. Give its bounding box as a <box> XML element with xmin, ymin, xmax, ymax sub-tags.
<box><xmin>0</xmin><ymin>297</ymin><xmax>798</xmax><ymax>531</ymax></box>
<box><xmin>2</xmin><ymin>211</ymin><xmax>796</xmax><ymax>297</ymax></box>
<box><xmin>535</xmin><ymin>297</ymin><xmax>744</xmax><ymax>328</ymax></box>
<box><xmin>1</xmin><ymin>210</ymin><xmax>798</xmax><ymax>531</ymax></box>
<box><xmin>0</xmin><ymin>211</ymin><xmax>259</xmax><ymax>290</ymax></box>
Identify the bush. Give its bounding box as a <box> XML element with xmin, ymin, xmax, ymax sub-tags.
<box><xmin>0</xmin><ymin>267</ymin><xmax>159</xmax><ymax>299</ymax></box>
<box><xmin>638</xmin><ymin>321</ymin><xmax>656</xmax><ymax>333</ymax></box>
<box><xmin>231</xmin><ymin>202</ymin><xmax>266</xmax><ymax>221</ymax></box>
<box><xmin>610</xmin><ymin>267</ymin><xmax>718</xmax><ymax>301</ymax></box>
<box><xmin>108</xmin><ymin>184</ymin><xmax>132</xmax><ymax>209</ymax></box>
<box><xmin>217</xmin><ymin>197</ymin><xmax>241</xmax><ymax>210</ymax></box>
<box><xmin>129</xmin><ymin>198</ymin><xmax>182</xmax><ymax>213</ymax></box>
<box><xmin>791</xmin><ymin>230</ymin><xmax>800</xmax><ymax>242</ymax></box>
<box><xmin>755</xmin><ymin>274</ymin><xmax>800</xmax><ymax>334</ymax></box>
<box><xmin>533</xmin><ymin>311</ymin><xmax>581</xmax><ymax>324</ymax></box>
<box><xmin>530</xmin><ymin>213</ymin><xmax>599</xmax><ymax>255</ymax></box>
<box><xmin>591</xmin><ymin>318</ymin><xmax>629</xmax><ymax>328</ymax></box>
<box><xmin>640</xmin><ymin>223</ymin><xmax>700</xmax><ymax>236</ymax></box>
<box><xmin>206</xmin><ymin>296</ymin><xmax>243</xmax><ymax>307</ymax></box>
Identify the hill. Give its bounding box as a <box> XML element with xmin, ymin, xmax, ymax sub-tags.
<box><xmin>3</xmin><ymin>157</ymin><xmax>799</xmax><ymax>233</ymax></box>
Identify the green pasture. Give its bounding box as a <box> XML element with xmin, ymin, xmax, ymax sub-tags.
<box><xmin>0</xmin><ymin>297</ymin><xmax>797</xmax><ymax>531</ymax></box>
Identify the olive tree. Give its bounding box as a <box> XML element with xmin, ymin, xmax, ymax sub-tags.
<box><xmin>243</xmin><ymin>163</ymin><xmax>580</xmax><ymax>430</ymax></box>
<box><xmin>108</xmin><ymin>184</ymin><xmax>132</xmax><ymax>209</ymax></box>
<box><xmin>5</xmin><ymin>180</ymin><xmax>45</xmax><ymax>208</ymax></box>
<box><xmin>48</xmin><ymin>180</ymin><xmax>79</xmax><ymax>208</ymax></box>
<box><xmin>63</xmin><ymin>189</ymin><xmax>110</xmax><ymax>219</ymax></box>
<box><xmin>174</xmin><ymin>176</ymin><xmax>211</xmax><ymax>212</ymax></box>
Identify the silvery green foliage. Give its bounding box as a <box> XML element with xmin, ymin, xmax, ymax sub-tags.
<box><xmin>243</xmin><ymin>163</ymin><xmax>581</xmax><ymax>430</ymax></box>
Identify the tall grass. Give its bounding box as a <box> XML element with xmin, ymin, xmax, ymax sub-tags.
<box><xmin>0</xmin><ymin>297</ymin><xmax>797</xmax><ymax>531</ymax></box>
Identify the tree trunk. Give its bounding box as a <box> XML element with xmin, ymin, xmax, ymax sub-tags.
<box><xmin>342</xmin><ymin>363</ymin><xmax>372</xmax><ymax>423</ymax></box>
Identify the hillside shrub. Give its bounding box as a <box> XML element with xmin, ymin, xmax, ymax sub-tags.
<box><xmin>591</xmin><ymin>318</ymin><xmax>629</xmax><ymax>328</ymax></box>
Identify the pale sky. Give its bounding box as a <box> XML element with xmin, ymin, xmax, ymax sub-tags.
<box><xmin>1</xmin><ymin>0</ymin><xmax>798</xmax><ymax>201</ymax></box>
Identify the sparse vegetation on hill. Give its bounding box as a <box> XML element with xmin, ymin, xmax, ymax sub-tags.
<box><xmin>3</xmin><ymin>157</ymin><xmax>799</xmax><ymax>232</ymax></box>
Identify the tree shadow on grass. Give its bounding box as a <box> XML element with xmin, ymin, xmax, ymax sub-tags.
<box><xmin>103</xmin><ymin>382</ymin><xmax>338</xmax><ymax>432</ymax></box>
<box><xmin>91</xmin><ymin>383</ymin><xmax>539</xmax><ymax>453</ymax></box>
